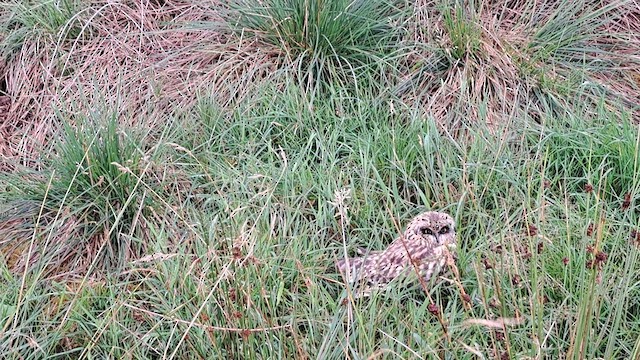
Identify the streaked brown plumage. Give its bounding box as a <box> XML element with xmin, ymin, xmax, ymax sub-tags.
<box><xmin>336</xmin><ymin>211</ymin><xmax>457</xmax><ymax>295</ymax></box>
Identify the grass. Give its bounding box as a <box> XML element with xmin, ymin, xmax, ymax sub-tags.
<box><xmin>1</xmin><ymin>0</ymin><xmax>640</xmax><ymax>359</ymax></box>
<box><xmin>227</xmin><ymin>0</ymin><xmax>402</xmax><ymax>86</ymax></box>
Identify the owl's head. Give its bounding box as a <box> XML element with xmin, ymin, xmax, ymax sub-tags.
<box><xmin>405</xmin><ymin>211</ymin><xmax>457</xmax><ymax>248</ymax></box>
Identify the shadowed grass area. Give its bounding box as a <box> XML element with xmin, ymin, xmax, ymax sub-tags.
<box><xmin>0</xmin><ymin>0</ymin><xmax>640</xmax><ymax>359</ymax></box>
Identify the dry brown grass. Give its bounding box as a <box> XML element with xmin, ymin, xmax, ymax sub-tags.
<box><xmin>399</xmin><ymin>0</ymin><xmax>640</xmax><ymax>127</ymax></box>
<box><xmin>0</xmin><ymin>0</ymin><xmax>282</xmax><ymax>170</ymax></box>
<box><xmin>402</xmin><ymin>1</ymin><xmax>531</xmax><ymax>127</ymax></box>
<box><xmin>1</xmin><ymin>0</ymin><xmax>638</xmax><ymax>171</ymax></box>
<box><xmin>591</xmin><ymin>1</ymin><xmax>640</xmax><ymax>116</ymax></box>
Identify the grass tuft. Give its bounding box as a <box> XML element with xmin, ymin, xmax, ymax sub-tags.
<box><xmin>227</xmin><ymin>0</ymin><xmax>404</xmax><ymax>91</ymax></box>
<box><xmin>0</xmin><ymin>112</ymin><xmax>157</xmax><ymax>275</ymax></box>
<box><xmin>397</xmin><ymin>0</ymin><xmax>640</xmax><ymax>126</ymax></box>
<box><xmin>0</xmin><ymin>0</ymin><xmax>86</xmax><ymax>59</ymax></box>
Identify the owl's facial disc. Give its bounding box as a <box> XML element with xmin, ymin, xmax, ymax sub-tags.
<box><xmin>418</xmin><ymin>224</ymin><xmax>454</xmax><ymax>244</ymax></box>
<box><xmin>408</xmin><ymin>211</ymin><xmax>456</xmax><ymax>246</ymax></box>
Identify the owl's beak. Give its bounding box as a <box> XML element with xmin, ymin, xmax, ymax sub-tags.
<box><xmin>439</xmin><ymin>235</ymin><xmax>454</xmax><ymax>246</ymax></box>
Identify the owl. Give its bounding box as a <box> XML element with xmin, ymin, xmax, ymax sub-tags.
<box><xmin>336</xmin><ymin>211</ymin><xmax>457</xmax><ymax>296</ymax></box>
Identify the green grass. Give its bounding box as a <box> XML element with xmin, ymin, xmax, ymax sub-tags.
<box><xmin>2</xmin><ymin>84</ymin><xmax>639</xmax><ymax>358</ymax></box>
<box><xmin>441</xmin><ymin>4</ymin><xmax>480</xmax><ymax>62</ymax></box>
<box><xmin>0</xmin><ymin>111</ymin><xmax>160</xmax><ymax>275</ymax></box>
<box><xmin>0</xmin><ymin>0</ymin><xmax>87</xmax><ymax>60</ymax></box>
<box><xmin>227</xmin><ymin>0</ymin><xmax>404</xmax><ymax>92</ymax></box>
<box><xmin>1</xmin><ymin>0</ymin><xmax>640</xmax><ymax>359</ymax></box>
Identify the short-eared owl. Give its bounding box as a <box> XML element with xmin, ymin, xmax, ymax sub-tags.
<box><xmin>336</xmin><ymin>211</ymin><xmax>457</xmax><ymax>295</ymax></box>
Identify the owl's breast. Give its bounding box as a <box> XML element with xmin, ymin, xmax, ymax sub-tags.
<box><xmin>417</xmin><ymin>256</ymin><xmax>447</xmax><ymax>281</ymax></box>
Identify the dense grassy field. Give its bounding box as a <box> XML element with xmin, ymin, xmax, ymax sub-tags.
<box><xmin>1</xmin><ymin>0</ymin><xmax>639</xmax><ymax>358</ymax></box>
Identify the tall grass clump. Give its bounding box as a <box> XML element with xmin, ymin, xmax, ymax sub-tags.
<box><xmin>0</xmin><ymin>112</ymin><xmax>156</xmax><ymax>274</ymax></box>
<box><xmin>227</xmin><ymin>0</ymin><xmax>405</xmax><ymax>91</ymax></box>
<box><xmin>441</xmin><ymin>3</ymin><xmax>481</xmax><ymax>62</ymax></box>
<box><xmin>52</xmin><ymin>114</ymin><xmax>149</xmax><ymax>250</ymax></box>
<box><xmin>0</xmin><ymin>0</ymin><xmax>87</xmax><ymax>59</ymax></box>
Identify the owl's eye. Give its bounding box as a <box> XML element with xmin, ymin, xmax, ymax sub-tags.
<box><xmin>420</xmin><ymin>227</ymin><xmax>434</xmax><ymax>236</ymax></box>
<box><xmin>439</xmin><ymin>226</ymin><xmax>450</xmax><ymax>235</ymax></box>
